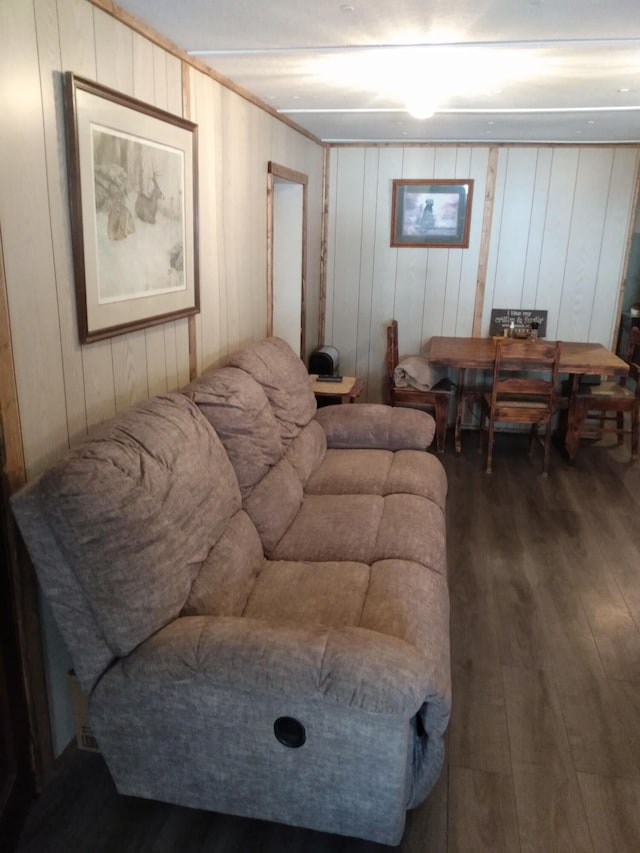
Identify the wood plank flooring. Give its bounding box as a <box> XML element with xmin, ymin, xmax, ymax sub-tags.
<box><xmin>15</xmin><ymin>431</ymin><xmax>640</xmax><ymax>852</ymax></box>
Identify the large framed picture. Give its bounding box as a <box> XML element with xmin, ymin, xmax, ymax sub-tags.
<box><xmin>391</xmin><ymin>179</ymin><xmax>473</xmax><ymax>248</ymax></box>
<box><xmin>63</xmin><ymin>72</ymin><xmax>199</xmax><ymax>343</ymax></box>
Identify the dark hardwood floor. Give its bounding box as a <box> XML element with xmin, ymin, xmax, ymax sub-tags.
<box><xmin>15</xmin><ymin>430</ymin><xmax>640</xmax><ymax>852</ymax></box>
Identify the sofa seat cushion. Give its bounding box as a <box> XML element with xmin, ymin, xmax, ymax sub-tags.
<box><xmin>243</xmin><ymin>558</ymin><xmax>448</xmax><ymax>658</ymax></box>
<box><xmin>185</xmin><ymin>367</ymin><xmax>283</xmax><ymax>499</ymax></box>
<box><xmin>270</xmin><ymin>494</ymin><xmax>446</xmax><ymax>574</ymax></box>
<box><xmin>243</xmin><ymin>560</ymin><xmax>371</xmax><ymax>628</ymax></box>
<box><xmin>305</xmin><ymin>449</ymin><xmax>393</xmax><ymax>496</ymax></box>
<box><xmin>270</xmin><ymin>495</ymin><xmax>383</xmax><ymax>564</ymax></box>
<box><xmin>305</xmin><ymin>449</ymin><xmax>447</xmax><ymax>509</ymax></box>
<box><xmin>227</xmin><ymin>337</ymin><xmax>317</xmax><ymax>446</ymax></box>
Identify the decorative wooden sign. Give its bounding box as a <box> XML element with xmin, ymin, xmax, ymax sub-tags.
<box><xmin>490</xmin><ymin>309</ymin><xmax>548</xmax><ymax>338</ymax></box>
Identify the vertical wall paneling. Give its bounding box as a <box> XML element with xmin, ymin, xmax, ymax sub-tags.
<box><xmin>317</xmin><ymin>145</ymin><xmax>330</xmax><ymax>349</ymax></box>
<box><xmin>34</xmin><ymin>0</ymin><xmax>88</xmax><ymax>448</ymax></box>
<box><xmin>219</xmin><ymin>88</ymin><xmax>242</xmax><ymax>354</ymax></box>
<box><xmin>137</xmin><ymin>40</ymin><xmax>168</xmax><ymax>398</ymax></box>
<box><xmin>0</xmin><ymin>0</ymin><xmax>69</xmax><ymax>477</ymax></box>
<box><xmin>355</xmin><ymin>148</ymin><xmax>381</xmax><ymax>387</ymax></box>
<box><xmin>440</xmin><ymin>149</ymin><xmax>468</xmax><ymax>337</ymax></box>
<box><xmin>366</xmin><ymin>147</ymin><xmax>404</xmax><ymax>400</ymax></box>
<box><xmin>531</xmin><ymin>148</ymin><xmax>580</xmax><ymax>338</ymax></box>
<box><xmin>493</xmin><ymin>148</ymin><xmax>539</xmax><ymax>306</ymax></box>
<box><xmin>396</xmin><ymin>148</ymin><xmax>433</xmax><ymax>358</ymax></box>
<box><xmin>247</xmin><ymin>109</ymin><xmax>270</xmax><ymax>346</ymax></box>
<box><xmin>558</xmin><ymin>148</ymin><xmax>615</xmax><ymax>342</ymax></box>
<box><xmin>323</xmin><ymin>145</ymin><xmax>339</xmax><ymax>347</ymax></box>
<box><xmin>482</xmin><ymin>146</ymin><xmax>639</xmax><ymax>347</ymax></box>
<box><xmin>190</xmin><ymin>70</ymin><xmax>220</xmax><ymax>373</ymax></box>
<box><xmin>591</xmin><ymin>148</ymin><xmax>640</xmax><ymax>346</ymax></box>
<box><xmin>159</xmin><ymin>51</ymin><xmax>185</xmax><ymax>391</ymax></box>
<box><xmin>329</xmin><ymin>148</ymin><xmax>366</xmax><ymax>372</ymax></box>
<box><xmin>58</xmin><ymin>0</ymin><xmax>119</xmax><ymax>431</ymax></box>
<box><xmin>180</xmin><ymin>60</ymin><xmax>196</xmax><ymax>384</ymax></box>
<box><xmin>95</xmin><ymin>9</ymin><xmax>151</xmax><ymax>414</ymax></box>
<box><xmin>520</xmin><ymin>149</ymin><xmax>553</xmax><ymax>308</ymax></box>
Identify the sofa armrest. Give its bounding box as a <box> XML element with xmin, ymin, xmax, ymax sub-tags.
<box><xmin>112</xmin><ymin>615</ymin><xmax>448</xmax><ymax>720</ymax></box>
<box><xmin>315</xmin><ymin>403</ymin><xmax>436</xmax><ymax>450</ymax></box>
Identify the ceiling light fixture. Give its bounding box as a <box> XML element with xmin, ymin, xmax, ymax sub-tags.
<box><xmin>405</xmin><ymin>99</ymin><xmax>436</xmax><ymax>120</ymax></box>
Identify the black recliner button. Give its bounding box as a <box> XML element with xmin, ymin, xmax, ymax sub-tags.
<box><xmin>274</xmin><ymin>716</ymin><xmax>306</xmax><ymax>748</ymax></box>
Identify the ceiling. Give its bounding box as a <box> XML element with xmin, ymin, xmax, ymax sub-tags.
<box><xmin>116</xmin><ymin>0</ymin><xmax>640</xmax><ymax>144</ymax></box>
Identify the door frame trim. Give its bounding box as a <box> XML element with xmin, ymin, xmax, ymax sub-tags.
<box><xmin>267</xmin><ymin>162</ymin><xmax>308</xmax><ymax>357</ymax></box>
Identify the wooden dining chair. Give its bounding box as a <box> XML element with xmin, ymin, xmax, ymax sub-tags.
<box><xmin>571</xmin><ymin>326</ymin><xmax>640</xmax><ymax>459</ymax></box>
<box><xmin>480</xmin><ymin>337</ymin><xmax>562</xmax><ymax>475</ymax></box>
<box><xmin>385</xmin><ymin>320</ymin><xmax>451</xmax><ymax>453</ymax></box>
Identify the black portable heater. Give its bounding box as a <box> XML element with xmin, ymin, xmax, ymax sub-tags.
<box><xmin>309</xmin><ymin>345</ymin><xmax>340</xmax><ymax>376</ymax></box>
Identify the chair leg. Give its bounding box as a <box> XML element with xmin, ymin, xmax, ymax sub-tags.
<box><xmin>598</xmin><ymin>411</ymin><xmax>606</xmax><ymax>438</ymax></box>
<box><xmin>542</xmin><ymin>424</ymin><xmax>552</xmax><ymax>476</ymax></box>
<box><xmin>433</xmin><ymin>396</ymin><xmax>448</xmax><ymax>453</ymax></box>
<box><xmin>486</xmin><ymin>416</ymin><xmax>495</xmax><ymax>473</ymax></box>
<box><xmin>632</xmin><ymin>406</ymin><xmax>639</xmax><ymax>460</ymax></box>
<box><xmin>616</xmin><ymin>411</ymin><xmax>625</xmax><ymax>444</ymax></box>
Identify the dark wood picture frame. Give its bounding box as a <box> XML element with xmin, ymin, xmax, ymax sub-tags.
<box><xmin>63</xmin><ymin>72</ymin><xmax>199</xmax><ymax>343</ymax></box>
<box><xmin>391</xmin><ymin>179</ymin><xmax>473</xmax><ymax>248</ymax></box>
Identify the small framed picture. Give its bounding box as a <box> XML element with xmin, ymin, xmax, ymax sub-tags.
<box><xmin>391</xmin><ymin>179</ymin><xmax>474</xmax><ymax>248</ymax></box>
<box><xmin>64</xmin><ymin>72</ymin><xmax>199</xmax><ymax>343</ymax></box>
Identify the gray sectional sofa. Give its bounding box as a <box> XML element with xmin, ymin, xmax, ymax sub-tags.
<box><xmin>11</xmin><ymin>336</ymin><xmax>450</xmax><ymax>846</ymax></box>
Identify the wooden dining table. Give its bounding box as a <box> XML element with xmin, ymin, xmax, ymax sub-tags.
<box><xmin>427</xmin><ymin>336</ymin><xmax>629</xmax><ymax>459</ymax></box>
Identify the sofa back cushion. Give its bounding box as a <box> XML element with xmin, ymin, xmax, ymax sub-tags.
<box><xmin>243</xmin><ymin>459</ymin><xmax>304</xmax><ymax>555</ymax></box>
<box><xmin>182</xmin><ymin>510</ymin><xmax>264</xmax><ymax>617</ymax></box>
<box><xmin>185</xmin><ymin>367</ymin><xmax>283</xmax><ymax>499</ymax></box>
<box><xmin>16</xmin><ymin>394</ymin><xmax>242</xmax><ymax>672</ymax></box>
<box><xmin>284</xmin><ymin>420</ymin><xmax>327</xmax><ymax>487</ymax></box>
<box><xmin>226</xmin><ymin>337</ymin><xmax>317</xmax><ymax>447</ymax></box>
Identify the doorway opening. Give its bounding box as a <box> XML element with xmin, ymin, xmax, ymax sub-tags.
<box><xmin>267</xmin><ymin>162</ymin><xmax>308</xmax><ymax>358</ymax></box>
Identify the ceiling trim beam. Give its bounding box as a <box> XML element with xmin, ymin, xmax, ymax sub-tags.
<box><xmin>188</xmin><ymin>37</ymin><xmax>640</xmax><ymax>56</ymax></box>
<box><xmin>281</xmin><ymin>106</ymin><xmax>640</xmax><ymax>115</ymax></box>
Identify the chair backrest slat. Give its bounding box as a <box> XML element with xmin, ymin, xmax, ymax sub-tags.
<box><xmin>490</xmin><ymin>338</ymin><xmax>561</xmax><ymax>407</ymax></box>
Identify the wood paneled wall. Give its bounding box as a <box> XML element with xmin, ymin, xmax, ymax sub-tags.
<box><xmin>1</xmin><ymin>0</ymin><xmax>324</xmax><ymax>480</ymax></box>
<box><xmin>0</xmin><ymin>0</ymin><xmax>324</xmax><ymax>756</ymax></box>
<box><xmin>326</xmin><ymin>145</ymin><xmax>640</xmax><ymax>402</ymax></box>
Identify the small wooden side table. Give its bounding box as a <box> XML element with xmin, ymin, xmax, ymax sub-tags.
<box><xmin>310</xmin><ymin>375</ymin><xmax>365</xmax><ymax>404</ymax></box>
